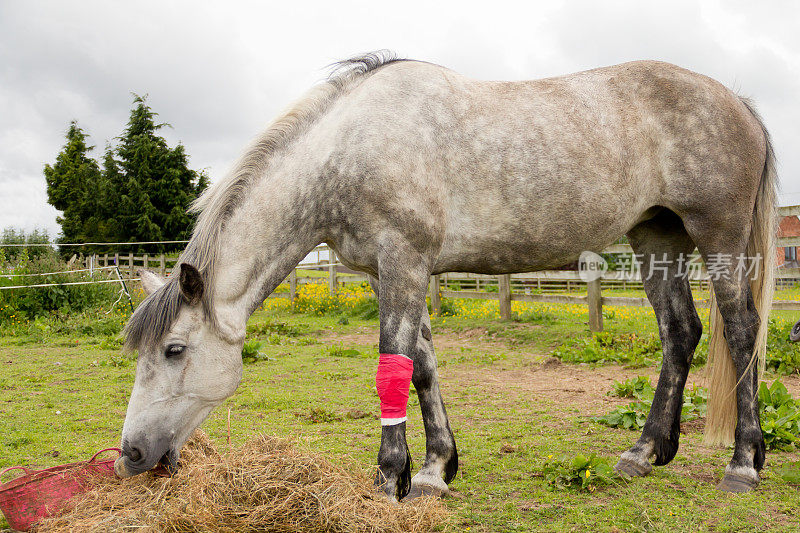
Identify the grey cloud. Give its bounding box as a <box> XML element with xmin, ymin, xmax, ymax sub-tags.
<box><xmin>1</xmin><ymin>0</ymin><xmax>798</xmax><ymax>237</ymax></box>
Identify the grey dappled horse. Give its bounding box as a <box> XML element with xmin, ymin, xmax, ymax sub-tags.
<box><xmin>115</xmin><ymin>52</ymin><xmax>776</xmax><ymax>500</ymax></box>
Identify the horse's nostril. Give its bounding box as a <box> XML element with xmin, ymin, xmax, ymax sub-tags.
<box><xmin>129</xmin><ymin>447</ymin><xmax>142</xmax><ymax>462</ymax></box>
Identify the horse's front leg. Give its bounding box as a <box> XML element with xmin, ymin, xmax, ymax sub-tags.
<box><xmin>405</xmin><ymin>303</ymin><xmax>458</xmax><ymax>499</ymax></box>
<box><xmin>371</xmin><ymin>265</ymin><xmax>430</xmax><ymax>501</ymax></box>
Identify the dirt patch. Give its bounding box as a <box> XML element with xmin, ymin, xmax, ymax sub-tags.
<box><xmin>680</xmin><ymin>417</ymin><xmax>705</xmax><ymax>435</ymax></box>
<box><xmin>778</xmin><ymin>373</ymin><xmax>800</xmax><ymax>397</ymax></box>
<box><xmin>444</xmin><ymin>362</ymin><xmax>678</xmax><ymax>415</ymax></box>
<box><xmin>686</xmin><ymin>465</ymin><xmax>720</xmax><ymax>485</ymax></box>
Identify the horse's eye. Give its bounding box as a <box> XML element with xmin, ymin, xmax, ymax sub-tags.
<box><xmin>165</xmin><ymin>344</ymin><xmax>186</xmax><ymax>358</ymax></box>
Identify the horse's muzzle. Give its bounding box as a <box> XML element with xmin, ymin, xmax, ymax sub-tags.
<box><xmin>115</xmin><ymin>433</ymin><xmax>178</xmax><ymax>478</ymax></box>
<box><xmin>114</xmin><ymin>448</ymin><xmax>179</xmax><ymax>478</ymax></box>
<box><xmin>114</xmin><ymin>455</ymin><xmax>136</xmax><ymax>478</ymax></box>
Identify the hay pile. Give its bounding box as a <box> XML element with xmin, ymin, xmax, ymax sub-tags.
<box><xmin>37</xmin><ymin>432</ymin><xmax>447</xmax><ymax>532</ymax></box>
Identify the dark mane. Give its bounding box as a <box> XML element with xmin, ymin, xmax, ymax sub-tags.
<box><xmin>123</xmin><ymin>51</ymin><xmax>403</xmax><ymax>351</ymax></box>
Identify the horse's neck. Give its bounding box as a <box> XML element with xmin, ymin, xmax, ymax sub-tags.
<box><xmin>210</xmin><ymin>171</ymin><xmax>324</xmax><ymax>324</ymax></box>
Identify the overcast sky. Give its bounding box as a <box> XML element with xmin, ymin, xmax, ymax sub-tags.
<box><xmin>1</xmin><ymin>0</ymin><xmax>798</xmax><ymax>239</ymax></box>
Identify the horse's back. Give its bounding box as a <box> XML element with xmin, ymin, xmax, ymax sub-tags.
<box><xmin>319</xmin><ymin>60</ymin><xmax>767</xmax><ymax>274</ymax></box>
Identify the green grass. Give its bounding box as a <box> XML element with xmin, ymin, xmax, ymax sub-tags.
<box><xmin>1</xmin><ymin>298</ymin><xmax>800</xmax><ymax>531</ymax></box>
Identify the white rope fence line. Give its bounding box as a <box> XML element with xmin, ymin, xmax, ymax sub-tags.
<box><xmin>0</xmin><ymin>278</ymin><xmax>141</xmax><ymax>290</ymax></box>
<box><xmin>0</xmin><ymin>266</ymin><xmax>119</xmax><ymax>278</ymax></box>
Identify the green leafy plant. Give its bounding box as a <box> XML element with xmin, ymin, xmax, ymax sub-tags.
<box><xmin>347</xmin><ymin>291</ymin><xmax>380</xmax><ymax>320</ymax></box>
<box><xmin>609</xmin><ymin>376</ymin><xmax>653</xmax><ymax>399</ymax></box>
<box><xmin>597</xmin><ymin>382</ymin><xmax>707</xmax><ymax>430</ymax></box>
<box><xmin>540</xmin><ymin>454</ymin><xmax>626</xmax><ymax>492</ymax></box>
<box><xmin>765</xmin><ymin>318</ymin><xmax>800</xmax><ymax>375</ymax></box>
<box><xmin>325</xmin><ymin>344</ymin><xmax>361</xmax><ymax>358</ymax></box>
<box><xmin>0</xmin><ymin>252</ymin><xmax>121</xmax><ymax>324</ymax></box>
<box><xmin>759</xmin><ymin>380</ymin><xmax>800</xmax><ymax>451</ymax></box>
<box><xmin>775</xmin><ymin>461</ymin><xmax>800</xmax><ymax>484</ymax></box>
<box><xmin>691</xmin><ymin>333</ymin><xmax>709</xmax><ymax>368</ymax></box>
<box><xmin>246</xmin><ymin>319</ymin><xmax>308</xmax><ymax>338</ymax></box>
<box><xmin>436</xmin><ymin>297</ymin><xmax>458</xmax><ymax>317</ymax></box>
<box><xmin>682</xmin><ymin>384</ymin><xmax>708</xmax><ymax>421</ymax></box>
<box><xmin>553</xmin><ymin>332</ymin><xmax>661</xmax><ymax>367</ymax></box>
<box><xmin>596</xmin><ymin>400</ymin><xmax>650</xmax><ymax>430</ymax></box>
<box><xmin>302</xmin><ymin>407</ymin><xmax>342</xmax><ymax>423</ymax></box>
<box><xmin>241</xmin><ymin>340</ymin><xmax>271</xmax><ymax>364</ymax></box>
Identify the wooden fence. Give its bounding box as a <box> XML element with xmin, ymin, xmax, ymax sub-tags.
<box><xmin>82</xmin><ymin>244</ymin><xmax>800</xmax><ymax>333</ymax></box>
<box><xmin>78</xmin><ymin>204</ymin><xmax>800</xmax><ymax>332</ymax></box>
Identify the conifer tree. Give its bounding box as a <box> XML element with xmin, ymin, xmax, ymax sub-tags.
<box><xmin>44</xmin><ymin>121</ymin><xmax>102</xmax><ymax>251</ymax></box>
<box><xmin>97</xmin><ymin>146</ymin><xmax>124</xmax><ymax>242</ymax></box>
<box><xmin>113</xmin><ymin>95</ymin><xmax>207</xmax><ymax>251</ymax></box>
<box><xmin>44</xmin><ymin>97</ymin><xmax>207</xmax><ymax>254</ymax></box>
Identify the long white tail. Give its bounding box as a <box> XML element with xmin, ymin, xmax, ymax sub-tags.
<box><xmin>704</xmin><ymin>98</ymin><xmax>777</xmax><ymax>446</ymax></box>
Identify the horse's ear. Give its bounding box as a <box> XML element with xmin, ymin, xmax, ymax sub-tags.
<box><xmin>138</xmin><ymin>269</ymin><xmax>165</xmax><ymax>295</ymax></box>
<box><xmin>179</xmin><ymin>263</ymin><xmax>204</xmax><ymax>305</ymax></box>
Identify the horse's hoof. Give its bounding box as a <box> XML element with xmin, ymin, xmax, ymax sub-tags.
<box><xmin>614</xmin><ymin>457</ymin><xmax>652</xmax><ymax>478</ymax></box>
<box><xmin>373</xmin><ymin>488</ymin><xmax>399</xmax><ymax>504</ymax></box>
<box><xmin>404</xmin><ymin>483</ymin><xmax>449</xmax><ymax>500</ymax></box>
<box><xmin>717</xmin><ymin>473</ymin><xmax>758</xmax><ymax>493</ymax></box>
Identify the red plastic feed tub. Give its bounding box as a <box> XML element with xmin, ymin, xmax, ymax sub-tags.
<box><xmin>0</xmin><ymin>448</ymin><xmax>120</xmax><ymax>531</ymax></box>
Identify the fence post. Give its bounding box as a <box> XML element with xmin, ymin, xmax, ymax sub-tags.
<box><xmin>128</xmin><ymin>253</ymin><xmax>134</xmax><ymax>277</ymax></box>
<box><xmin>114</xmin><ymin>252</ymin><xmax>119</xmax><ymax>267</ymax></box>
<box><xmin>587</xmin><ymin>278</ymin><xmax>603</xmax><ymax>332</ymax></box>
<box><xmin>430</xmin><ymin>275</ymin><xmax>441</xmax><ymax>316</ymax></box>
<box><xmin>290</xmin><ymin>269</ymin><xmax>297</xmax><ymax>303</ymax></box>
<box><xmin>159</xmin><ymin>254</ymin><xmax>166</xmax><ymax>277</ymax></box>
<box><xmin>328</xmin><ymin>250</ymin><xmax>337</xmax><ymax>296</ymax></box>
<box><xmin>144</xmin><ymin>254</ymin><xmax>149</xmax><ymax>272</ymax></box>
<box><xmin>498</xmin><ymin>274</ymin><xmax>512</xmax><ymax>320</ymax></box>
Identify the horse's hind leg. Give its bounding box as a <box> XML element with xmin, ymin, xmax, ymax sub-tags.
<box><xmin>616</xmin><ymin>211</ymin><xmax>703</xmax><ymax>477</ymax></box>
<box><xmin>685</xmin><ymin>230</ymin><xmax>766</xmax><ymax>492</ymax></box>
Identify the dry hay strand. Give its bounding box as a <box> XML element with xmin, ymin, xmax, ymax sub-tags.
<box><xmin>37</xmin><ymin>431</ymin><xmax>447</xmax><ymax>533</ymax></box>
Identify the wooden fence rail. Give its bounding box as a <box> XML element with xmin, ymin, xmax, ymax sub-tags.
<box><xmin>434</xmin><ymin>273</ymin><xmax>800</xmax><ymax>332</ymax></box>
<box><xmin>78</xmin><ymin>232</ymin><xmax>800</xmax><ymax>332</ymax></box>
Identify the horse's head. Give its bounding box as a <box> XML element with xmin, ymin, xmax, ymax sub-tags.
<box><xmin>114</xmin><ymin>264</ymin><xmax>244</xmax><ymax>477</ymax></box>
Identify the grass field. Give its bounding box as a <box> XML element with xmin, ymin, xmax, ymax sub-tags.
<box><xmin>2</xmin><ymin>287</ymin><xmax>800</xmax><ymax>531</ymax></box>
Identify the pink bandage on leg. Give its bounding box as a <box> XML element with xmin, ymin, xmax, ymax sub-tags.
<box><xmin>375</xmin><ymin>353</ymin><xmax>414</xmax><ymax>426</ymax></box>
